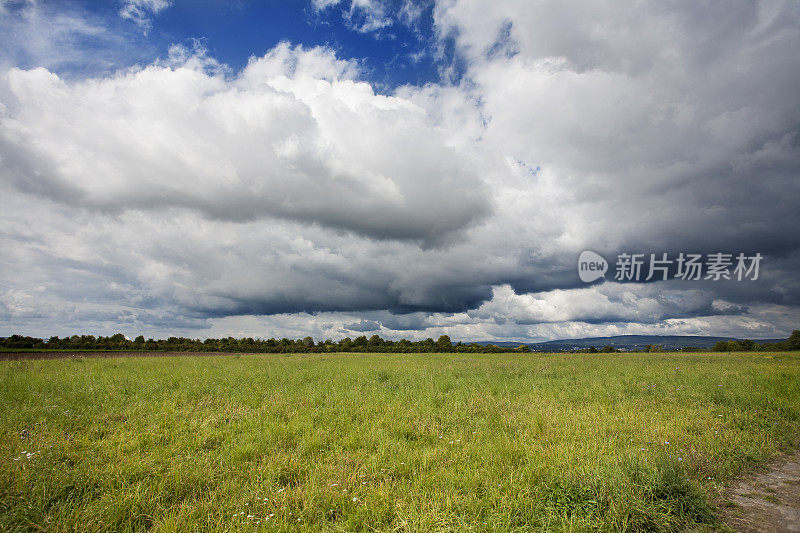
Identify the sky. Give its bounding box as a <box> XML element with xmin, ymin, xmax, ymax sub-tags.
<box><xmin>1</xmin><ymin>0</ymin><xmax>799</xmax><ymax>343</ymax></box>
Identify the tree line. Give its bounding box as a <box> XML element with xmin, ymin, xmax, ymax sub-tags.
<box><xmin>1</xmin><ymin>330</ymin><xmax>797</xmax><ymax>353</ymax></box>
<box><xmin>709</xmin><ymin>331</ymin><xmax>800</xmax><ymax>352</ymax></box>
<box><xmin>0</xmin><ymin>333</ymin><xmax>532</xmax><ymax>353</ymax></box>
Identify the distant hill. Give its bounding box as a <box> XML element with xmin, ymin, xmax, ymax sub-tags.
<box><xmin>473</xmin><ymin>335</ymin><xmax>785</xmax><ymax>351</ymax></box>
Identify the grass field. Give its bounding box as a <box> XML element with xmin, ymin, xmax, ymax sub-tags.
<box><xmin>1</xmin><ymin>352</ymin><xmax>799</xmax><ymax>532</ymax></box>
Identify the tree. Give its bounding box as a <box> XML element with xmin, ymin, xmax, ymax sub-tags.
<box><xmin>338</xmin><ymin>337</ymin><xmax>353</xmax><ymax>351</ymax></box>
<box><xmin>788</xmin><ymin>330</ymin><xmax>800</xmax><ymax>351</ymax></box>
<box><xmin>436</xmin><ymin>335</ymin><xmax>452</xmax><ymax>351</ymax></box>
<box><xmin>368</xmin><ymin>335</ymin><xmax>384</xmax><ymax>350</ymax></box>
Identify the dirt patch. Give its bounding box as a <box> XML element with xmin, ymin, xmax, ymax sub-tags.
<box><xmin>719</xmin><ymin>449</ymin><xmax>800</xmax><ymax>532</ymax></box>
<box><xmin>0</xmin><ymin>351</ymin><xmax>243</xmax><ymax>361</ymax></box>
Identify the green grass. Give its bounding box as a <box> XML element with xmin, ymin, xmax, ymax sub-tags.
<box><xmin>0</xmin><ymin>348</ymin><xmax>117</xmax><ymax>353</ymax></box>
<box><xmin>1</xmin><ymin>352</ymin><xmax>799</xmax><ymax>532</ymax></box>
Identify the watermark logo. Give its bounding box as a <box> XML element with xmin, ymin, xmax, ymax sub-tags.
<box><xmin>578</xmin><ymin>250</ymin><xmax>608</xmax><ymax>283</ymax></box>
<box><xmin>578</xmin><ymin>251</ymin><xmax>763</xmax><ymax>283</ymax></box>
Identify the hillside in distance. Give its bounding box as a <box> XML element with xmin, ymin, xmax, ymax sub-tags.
<box><xmin>476</xmin><ymin>335</ymin><xmax>784</xmax><ymax>351</ymax></box>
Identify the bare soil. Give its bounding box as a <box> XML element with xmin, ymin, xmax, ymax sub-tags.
<box><xmin>719</xmin><ymin>449</ymin><xmax>800</xmax><ymax>532</ymax></box>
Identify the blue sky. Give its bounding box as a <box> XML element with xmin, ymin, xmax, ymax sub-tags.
<box><xmin>152</xmin><ymin>0</ymin><xmax>444</xmax><ymax>88</ymax></box>
<box><xmin>4</xmin><ymin>0</ymin><xmax>447</xmax><ymax>89</ymax></box>
<box><xmin>1</xmin><ymin>0</ymin><xmax>799</xmax><ymax>342</ymax></box>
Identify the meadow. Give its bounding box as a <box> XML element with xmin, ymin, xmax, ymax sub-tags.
<box><xmin>1</xmin><ymin>351</ymin><xmax>799</xmax><ymax>531</ymax></box>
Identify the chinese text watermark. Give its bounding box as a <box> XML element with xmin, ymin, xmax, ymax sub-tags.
<box><xmin>578</xmin><ymin>251</ymin><xmax>762</xmax><ymax>283</ymax></box>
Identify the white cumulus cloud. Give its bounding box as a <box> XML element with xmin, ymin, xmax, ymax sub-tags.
<box><xmin>0</xmin><ymin>42</ymin><xmax>490</xmax><ymax>245</ymax></box>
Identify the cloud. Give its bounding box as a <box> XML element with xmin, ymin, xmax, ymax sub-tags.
<box><xmin>0</xmin><ymin>41</ymin><xmax>490</xmax><ymax>245</ymax></box>
<box><xmin>311</xmin><ymin>0</ymin><xmax>391</xmax><ymax>33</ymax></box>
<box><xmin>312</xmin><ymin>0</ymin><xmax>428</xmax><ymax>35</ymax></box>
<box><xmin>1</xmin><ymin>0</ymin><xmax>799</xmax><ymax>342</ymax></box>
<box><xmin>0</xmin><ymin>1</ymin><xmax>146</xmax><ymax>88</ymax></box>
<box><xmin>311</xmin><ymin>0</ymin><xmax>342</xmax><ymax>11</ymax></box>
<box><xmin>344</xmin><ymin>0</ymin><xmax>393</xmax><ymax>33</ymax></box>
<box><xmin>343</xmin><ymin>319</ymin><xmax>382</xmax><ymax>332</ymax></box>
<box><xmin>119</xmin><ymin>0</ymin><xmax>171</xmax><ymax>33</ymax></box>
<box><xmin>468</xmin><ymin>284</ymin><xmax>745</xmax><ymax>326</ymax></box>
<box><xmin>0</xmin><ymin>0</ymin><xmax>135</xmax><ymax>75</ymax></box>
<box><xmin>427</xmin><ymin>0</ymin><xmax>800</xmax><ymax>263</ymax></box>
